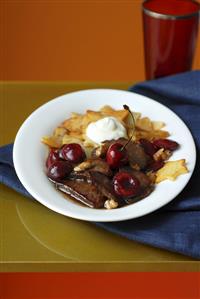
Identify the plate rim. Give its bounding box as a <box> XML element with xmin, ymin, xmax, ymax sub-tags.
<box><xmin>13</xmin><ymin>88</ymin><xmax>196</xmax><ymax>222</ymax></box>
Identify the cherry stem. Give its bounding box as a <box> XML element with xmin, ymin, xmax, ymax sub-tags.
<box><xmin>121</xmin><ymin>105</ymin><xmax>135</xmax><ymax>151</ymax></box>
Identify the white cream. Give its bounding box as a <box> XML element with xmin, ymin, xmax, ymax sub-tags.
<box><xmin>86</xmin><ymin>117</ymin><xmax>127</xmax><ymax>144</ymax></box>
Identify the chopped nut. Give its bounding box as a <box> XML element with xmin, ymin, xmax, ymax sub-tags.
<box><xmin>153</xmin><ymin>148</ymin><xmax>164</xmax><ymax>161</ymax></box>
<box><xmin>161</xmin><ymin>150</ymin><xmax>172</xmax><ymax>161</ymax></box>
<box><xmin>74</xmin><ymin>161</ymin><xmax>91</xmax><ymax>171</ymax></box>
<box><xmin>153</xmin><ymin>148</ymin><xmax>172</xmax><ymax>162</ymax></box>
<box><xmin>95</xmin><ymin>146</ymin><xmax>103</xmax><ymax>157</ymax></box>
<box><xmin>93</xmin><ymin>143</ymin><xmax>108</xmax><ymax>158</ymax></box>
<box><xmin>74</xmin><ymin>158</ymin><xmax>112</xmax><ymax>176</ymax></box>
<box><xmin>104</xmin><ymin>199</ymin><xmax>118</xmax><ymax>209</ymax></box>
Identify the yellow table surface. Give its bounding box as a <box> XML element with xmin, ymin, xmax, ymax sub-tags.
<box><xmin>1</xmin><ymin>82</ymin><xmax>199</xmax><ymax>272</ymax></box>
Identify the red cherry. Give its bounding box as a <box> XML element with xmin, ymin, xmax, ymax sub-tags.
<box><xmin>106</xmin><ymin>105</ymin><xmax>136</xmax><ymax>169</ymax></box>
<box><xmin>113</xmin><ymin>171</ymin><xmax>140</xmax><ymax>198</ymax></box>
<box><xmin>153</xmin><ymin>139</ymin><xmax>179</xmax><ymax>151</ymax></box>
<box><xmin>106</xmin><ymin>143</ymin><xmax>128</xmax><ymax>169</ymax></box>
<box><xmin>47</xmin><ymin>160</ymin><xmax>73</xmax><ymax>181</ymax></box>
<box><xmin>61</xmin><ymin>143</ymin><xmax>86</xmax><ymax>163</ymax></box>
<box><xmin>46</xmin><ymin>148</ymin><xmax>60</xmax><ymax>168</ymax></box>
<box><xmin>139</xmin><ymin>139</ymin><xmax>157</xmax><ymax>156</ymax></box>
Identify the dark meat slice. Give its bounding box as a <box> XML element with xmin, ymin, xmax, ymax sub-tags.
<box><xmin>89</xmin><ymin>159</ymin><xmax>112</xmax><ymax>176</ymax></box>
<box><xmin>116</xmin><ymin>138</ymin><xmax>150</xmax><ymax>169</ymax></box>
<box><xmin>89</xmin><ymin>171</ymin><xmax>121</xmax><ymax>205</ymax></box>
<box><xmin>125</xmin><ymin>185</ymin><xmax>154</xmax><ymax>204</ymax></box>
<box><xmin>74</xmin><ymin>158</ymin><xmax>112</xmax><ymax>176</ymax></box>
<box><xmin>95</xmin><ymin>138</ymin><xmax>150</xmax><ymax>169</ymax></box>
<box><xmin>54</xmin><ymin>179</ymin><xmax>106</xmax><ymax>208</ymax></box>
<box><xmin>69</xmin><ymin>170</ymin><xmax>92</xmax><ymax>183</ymax></box>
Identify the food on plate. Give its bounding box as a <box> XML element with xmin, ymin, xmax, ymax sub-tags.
<box><xmin>42</xmin><ymin>104</ymin><xmax>188</xmax><ymax>209</ymax></box>
<box><xmin>86</xmin><ymin>116</ymin><xmax>127</xmax><ymax>144</ymax></box>
<box><xmin>60</xmin><ymin>143</ymin><xmax>86</xmax><ymax>163</ymax></box>
<box><xmin>47</xmin><ymin>160</ymin><xmax>73</xmax><ymax>181</ymax></box>
<box><xmin>41</xmin><ymin>105</ymin><xmax>170</xmax><ymax>149</ymax></box>
<box><xmin>155</xmin><ymin>159</ymin><xmax>188</xmax><ymax>183</ymax></box>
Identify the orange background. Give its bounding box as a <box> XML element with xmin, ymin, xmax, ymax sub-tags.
<box><xmin>1</xmin><ymin>0</ymin><xmax>200</xmax><ymax>81</ymax></box>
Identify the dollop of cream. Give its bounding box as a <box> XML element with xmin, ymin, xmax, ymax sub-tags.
<box><xmin>86</xmin><ymin>117</ymin><xmax>127</xmax><ymax>144</ymax></box>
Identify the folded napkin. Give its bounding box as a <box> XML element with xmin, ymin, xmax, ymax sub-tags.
<box><xmin>1</xmin><ymin>71</ymin><xmax>200</xmax><ymax>259</ymax></box>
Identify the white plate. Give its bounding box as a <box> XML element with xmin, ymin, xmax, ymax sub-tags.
<box><xmin>13</xmin><ymin>89</ymin><xmax>196</xmax><ymax>222</ymax></box>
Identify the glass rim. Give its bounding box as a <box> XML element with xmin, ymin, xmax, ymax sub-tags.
<box><xmin>142</xmin><ymin>0</ymin><xmax>200</xmax><ymax>20</ymax></box>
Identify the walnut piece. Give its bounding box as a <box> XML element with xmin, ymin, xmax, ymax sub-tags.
<box><xmin>74</xmin><ymin>160</ymin><xmax>92</xmax><ymax>172</ymax></box>
<box><xmin>153</xmin><ymin>148</ymin><xmax>172</xmax><ymax>162</ymax></box>
<box><xmin>161</xmin><ymin>150</ymin><xmax>172</xmax><ymax>161</ymax></box>
<box><xmin>74</xmin><ymin>158</ymin><xmax>111</xmax><ymax>176</ymax></box>
<box><xmin>153</xmin><ymin>148</ymin><xmax>164</xmax><ymax>161</ymax></box>
<box><xmin>104</xmin><ymin>199</ymin><xmax>118</xmax><ymax>209</ymax></box>
<box><xmin>92</xmin><ymin>143</ymin><xmax>109</xmax><ymax>158</ymax></box>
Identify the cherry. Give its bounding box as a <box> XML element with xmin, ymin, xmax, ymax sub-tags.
<box><xmin>153</xmin><ymin>139</ymin><xmax>179</xmax><ymax>151</ymax></box>
<box><xmin>113</xmin><ymin>171</ymin><xmax>140</xmax><ymax>198</ymax></box>
<box><xmin>106</xmin><ymin>143</ymin><xmax>128</xmax><ymax>169</ymax></box>
<box><xmin>47</xmin><ymin>160</ymin><xmax>73</xmax><ymax>181</ymax></box>
<box><xmin>106</xmin><ymin>105</ymin><xmax>135</xmax><ymax>169</ymax></box>
<box><xmin>46</xmin><ymin>148</ymin><xmax>60</xmax><ymax>168</ymax></box>
<box><xmin>139</xmin><ymin>138</ymin><xmax>157</xmax><ymax>157</ymax></box>
<box><xmin>60</xmin><ymin>143</ymin><xmax>86</xmax><ymax>163</ymax></box>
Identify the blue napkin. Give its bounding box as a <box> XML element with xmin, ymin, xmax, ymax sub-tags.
<box><xmin>1</xmin><ymin>71</ymin><xmax>200</xmax><ymax>259</ymax></box>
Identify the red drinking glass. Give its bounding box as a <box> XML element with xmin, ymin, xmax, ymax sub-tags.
<box><xmin>142</xmin><ymin>0</ymin><xmax>200</xmax><ymax>80</ymax></box>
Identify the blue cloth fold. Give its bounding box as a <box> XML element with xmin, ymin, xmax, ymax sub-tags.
<box><xmin>1</xmin><ymin>71</ymin><xmax>200</xmax><ymax>259</ymax></box>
